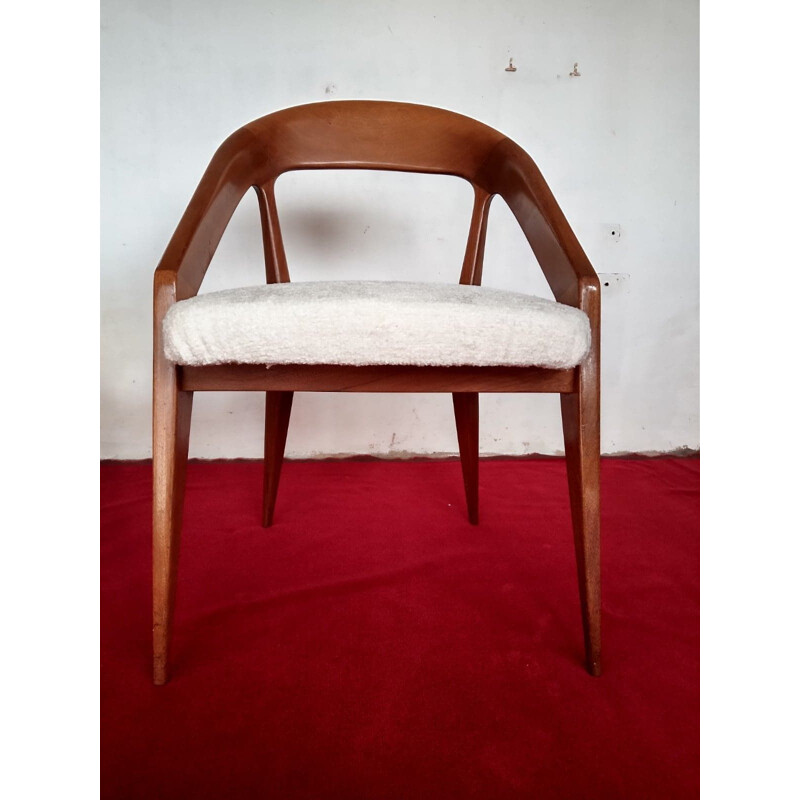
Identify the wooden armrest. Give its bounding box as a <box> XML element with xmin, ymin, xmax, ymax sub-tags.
<box><xmin>154</xmin><ymin>127</ymin><xmax>258</xmax><ymax>304</ymax></box>
<box><xmin>479</xmin><ymin>138</ymin><xmax>600</xmax><ymax>314</ymax></box>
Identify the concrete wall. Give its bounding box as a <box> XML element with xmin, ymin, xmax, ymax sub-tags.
<box><xmin>101</xmin><ymin>0</ymin><xmax>698</xmax><ymax>459</ymax></box>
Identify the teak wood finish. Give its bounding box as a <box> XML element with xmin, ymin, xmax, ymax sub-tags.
<box><xmin>153</xmin><ymin>101</ymin><xmax>601</xmax><ymax>685</ymax></box>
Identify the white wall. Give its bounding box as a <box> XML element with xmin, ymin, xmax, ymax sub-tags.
<box><xmin>101</xmin><ymin>0</ymin><xmax>698</xmax><ymax>459</ymax></box>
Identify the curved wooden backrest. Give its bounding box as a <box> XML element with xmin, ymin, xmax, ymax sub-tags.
<box><xmin>156</xmin><ymin>100</ymin><xmax>598</xmax><ymax>325</ymax></box>
<box><xmin>244</xmin><ymin>100</ymin><xmax>506</xmax><ymax>182</ymax></box>
<box><xmin>239</xmin><ymin>101</ymin><xmax>504</xmax><ymax>285</ymax></box>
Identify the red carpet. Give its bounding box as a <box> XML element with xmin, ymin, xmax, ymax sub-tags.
<box><xmin>101</xmin><ymin>457</ymin><xmax>699</xmax><ymax>799</ymax></box>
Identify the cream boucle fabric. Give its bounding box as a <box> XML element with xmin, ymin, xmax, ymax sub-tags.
<box><xmin>163</xmin><ymin>281</ymin><xmax>590</xmax><ymax>369</ymax></box>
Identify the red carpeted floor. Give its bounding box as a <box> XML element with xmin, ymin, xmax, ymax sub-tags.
<box><xmin>101</xmin><ymin>457</ymin><xmax>699</xmax><ymax>799</ymax></box>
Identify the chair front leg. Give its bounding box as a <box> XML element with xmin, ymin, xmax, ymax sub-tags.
<box><xmin>560</xmin><ymin>371</ymin><xmax>601</xmax><ymax>676</ymax></box>
<box><xmin>152</xmin><ymin>365</ymin><xmax>193</xmax><ymax>686</ymax></box>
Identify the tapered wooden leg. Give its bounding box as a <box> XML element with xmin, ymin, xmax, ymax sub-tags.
<box><xmin>152</xmin><ymin>376</ymin><xmax>193</xmax><ymax>686</ymax></box>
<box><xmin>560</xmin><ymin>377</ymin><xmax>601</xmax><ymax>676</ymax></box>
<box><xmin>452</xmin><ymin>392</ymin><xmax>479</xmax><ymax>525</ymax></box>
<box><xmin>263</xmin><ymin>391</ymin><xmax>293</xmax><ymax>527</ymax></box>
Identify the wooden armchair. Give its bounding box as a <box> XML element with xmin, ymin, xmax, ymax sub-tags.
<box><xmin>153</xmin><ymin>101</ymin><xmax>601</xmax><ymax>685</ymax></box>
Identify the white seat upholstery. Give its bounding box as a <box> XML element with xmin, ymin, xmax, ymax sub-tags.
<box><xmin>163</xmin><ymin>280</ymin><xmax>591</xmax><ymax>369</ymax></box>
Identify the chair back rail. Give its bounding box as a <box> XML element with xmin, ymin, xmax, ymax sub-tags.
<box><xmin>155</xmin><ymin>101</ymin><xmax>598</xmax><ymax>311</ymax></box>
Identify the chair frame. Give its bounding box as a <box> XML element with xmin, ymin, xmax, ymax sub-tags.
<box><xmin>153</xmin><ymin>101</ymin><xmax>601</xmax><ymax>685</ymax></box>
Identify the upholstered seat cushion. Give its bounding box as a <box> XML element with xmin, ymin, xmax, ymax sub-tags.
<box><xmin>163</xmin><ymin>280</ymin><xmax>590</xmax><ymax>369</ymax></box>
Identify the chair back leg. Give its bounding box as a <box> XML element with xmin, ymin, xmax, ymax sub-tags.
<box><xmin>560</xmin><ymin>380</ymin><xmax>601</xmax><ymax>676</ymax></box>
<box><xmin>262</xmin><ymin>391</ymin><xmax>294</xmax><ymax>527</ymax></box>
<box><xmin>452</xmin><ymin>392</ymin><xmax>480</xmax><ymax>525</ymax></box>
